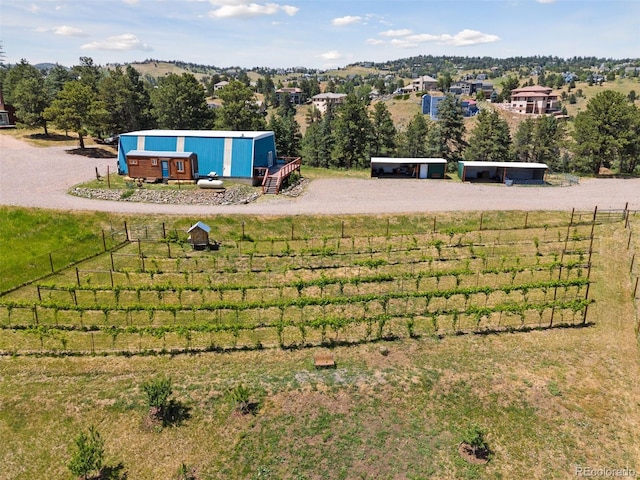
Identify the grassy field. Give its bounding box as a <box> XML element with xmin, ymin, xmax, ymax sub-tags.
<box><xmin>0</xmin><ymin>207</ymin><xmax>638</xmax><ymax>479</ymax></box>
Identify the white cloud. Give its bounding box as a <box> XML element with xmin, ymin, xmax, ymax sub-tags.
<box><xmin>319</xmin><ymin>50</ymin><xmax>343</xmax><ymax>60</ymax></box>
<box><xmin>365</xmin><ymin>38</ymin><xmax>385</xmax><ymax>46</ymax></box>
<box><xmin>537</xmin><ymin>0</ymin><xmax>556</xmax><ymax>3</ymax></box>
<box><xmin>332</xmin><ymin>15</ymin><xmax>362</xmax><ymax>27</ymax></box>
<box><xmin>81</xmin><ymin>33</ymin><xmax>153</xmax><ymax>52</ymax></box>
<box><xmin>380</xmin><ymin>29</ymin><xmax>412</xmax><ymax>37</ymax></box>
<box><xmin>53</xmin><ymin>25</ymin><xmax>87</xmax><ymax>37</ymax></box>
<box><xmin>122</xmin><ymin>0</ymin><xmax>139</xmax><ymax>4</ymax></box>
<box><xmin>29</xmin><ymin>4</ymin><xmax>40</xmax><ymax>13</ymax></box>
<box><xmin>208</xmin><ymin>1</ymin><xmax>298</xmax><ymax>19</ymax></box>
<box><xmin>379</xmin><ymin>29</ymin><xmax>500</xmax><ymax>48</ymax></box>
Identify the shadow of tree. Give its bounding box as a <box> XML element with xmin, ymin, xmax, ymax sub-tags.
<box><xmin>100</xmin><ymin>462</ymin><xmax>128</xmax><ymax>480</ymax></box>
<box><xmin>28</xmin><ymin>133</ymin><xmax>75</xmax><ymax>142</ymax></box>
<box><xmin>67</xmin><ymin>147</ymin><xmax>117</xmax><ymax>158</ymax></box>
<box><xmin>162</xmin><ymin>400</ymin><xmax>191</xmax><ymax>427</ymax></box>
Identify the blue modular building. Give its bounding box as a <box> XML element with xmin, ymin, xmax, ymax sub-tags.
<box><xmin>117</xmin><ymin>130</ymin><xmax>277</xmax><ymax>183</ymax></box>
<box><xmin>421</xmin><ymin>94</ymin><xmax>445</xmax><ymax>120</ymax></box>
<box><xmin>422</xmin><ymin>95</ymin><xmax>479</xmax><ymax>120</ymax></box>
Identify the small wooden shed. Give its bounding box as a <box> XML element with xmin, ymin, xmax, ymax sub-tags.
<box><xmin>187</xmin><ymin>221</ymin><xmax>216</xmax><ymax>250</ymax></box>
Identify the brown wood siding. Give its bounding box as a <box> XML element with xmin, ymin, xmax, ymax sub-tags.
<box><xmin>126</xmin><ymin>158</ymin><xmax>163</xmax><ymax>179</ymax></box>
<box><xmin>189</xmin><ymin>229</ymin><xmax>209</xmax><ymax>245</ymax></box>
<box><xmin>127</xmin><ymin>155</ymin><xmax>197</xmax><ymax>180</ymax></box>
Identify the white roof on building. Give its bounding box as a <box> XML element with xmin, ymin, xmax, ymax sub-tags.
<box><xmin>460</xmin><ymin>161</ymin><xmax>548</xmax><ymax>169</ymax></box>
<box><xmin>371</xmin><ymin>157</ymin><xmax>447</xmax><ymax>164</ymax></box>
<box><xmin>126</xmin><ymin>150</ymin><xmax>195</xmax><ymax>158</ymax></box>
<box><xmin>312</xmin><ymin>93</ymin><xmax>347</xmax><ymax>100</ymax></box>
<box><xmin>122</xmin><ymin>130</ymin><xmax>273</xmax><ymax>140</ymax></box>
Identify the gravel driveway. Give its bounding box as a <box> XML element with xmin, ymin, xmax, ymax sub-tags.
<box><xmin>1</xmin><ymin>134</ymin><xmax>639</xmax><ymax>215</ymax></box>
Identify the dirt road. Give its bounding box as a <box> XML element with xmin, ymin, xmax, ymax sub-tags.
<box><xmin>1</xmin><ymin>134</ymin><xmax>638</xmax><ymax>215</ymax></box>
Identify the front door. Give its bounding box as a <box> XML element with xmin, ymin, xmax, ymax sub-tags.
<box><xmin>161</xmin><ymin>160</ymin><xmax>169</xmax><ymax>178</ymax></box>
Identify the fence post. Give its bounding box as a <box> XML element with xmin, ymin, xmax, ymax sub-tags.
<box><xmin>524</xmin><ymin>212</ymin><xmax>528</xmax><ymax>229</ymax></box>
<box><xmin>110</xmin><ymin>252</ymin><xmax>115</xmax><ymax>270</ymax></box>
<box><xmin>162</xmin><ymin>222</ymin><xmax>166</xmax><ymax>239</ymax></box>
<box><xmin>107</xmin><ymin>165</ymin><xmax>110</xmax><ymax>189</ymax></box>
<box><xmin>341</xmin><ymin>220</ymin><xmax>345</xmax><ymax>239</ymax></box>
<box><xmin>433</xmin><ymin>216</ymin><xmax>437</xmax><ymax>233</ymax></box>
<box><xmin>102</xmin><ymin>230</ymin><xmax>107</xmax><ymax>251</ymax></box>
<box><xmin>124</xmin><ymin>221</ymin><xmax>129</xmax><ymax>241</ymax></box>
<box><xmin>49</xmin><ymin>253</ymin><xmax>54</xmax><ymax>273</ymax></box>
<box><xmin>633</xmin><ymin>277</ymin><xmax>638</xmax><ymax>299</ymax></box>
<box><xmin>631</xmin><ymin>254</ymin><xmax>636</xmax><ymax>274</ymax></box>
<box><xmin>76</xmin><ymin>267</ymin><xmax>80</xmax><ymax>286</ymax></box>
<box><xmin>628</xmin><ymin>230</ymin><xmax>633</xmax><ymax>250</ymax></box>
<box><xmin>291</xmin><ymin>222</ymin><xmax>295</xmax><ymax>241</ymax></box>
<box><xmin>479</xmin><ymin>213</ymin><xmax>483</xmax><ymax>231</ymax></box>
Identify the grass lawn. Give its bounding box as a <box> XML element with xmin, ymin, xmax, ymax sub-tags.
<box><xmin>0</xmin><ymin>207</ymin><xmax>638</xmax><ymax>479</ymax></box>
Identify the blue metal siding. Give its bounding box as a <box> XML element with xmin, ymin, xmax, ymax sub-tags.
<box><xmin>184</xmin><ymin>137</ymin><xmax>225</xmax><ymax>177</ymax></box>
<box><xmin>253</xmin><ymin>135</ymin><xmax>277</xmax><ymax>168</ymax></box>
<box><xmin>144</xmin><ymin>136</ymin><xmax>177</xmax><ymax>152</ymax></box>
<box><xmin>230</xmin><ymin>138</ymin><xmax>254</xmax><ymax>177</ymax></box>
<box><xmin>117</xmin><ymin>136</ymin><xmax>139</xmax><ymax>174</ymax></box>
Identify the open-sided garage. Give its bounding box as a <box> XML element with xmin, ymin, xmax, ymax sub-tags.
<box><xmin>371</xmin><ymin>157</ymin><xmax>447</xmax><ymax>179</ymax></box>
<box><xmin>458</xmin><ymin>161</ymin><xmax>548</xmax><ymax>184</ymax></box>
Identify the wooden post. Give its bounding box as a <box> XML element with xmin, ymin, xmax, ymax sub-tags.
<box><xmin>633</xmin><ymin>277</ymin><xmax>639</xmax><ymax>298</ymax></box>
<box><xmin>37</xmin><ymin>285</ymin><xmax>41</xmax><ymax>301</ymax></box>
<box><xmin>433</xmin><ymin>216</ymin><xmax>437</xmax><ymax>233</ymax></box>
<box><xmin>110</xmin><ymin>269</ymin><xmax>114</xmax><ymax>288</ymax></box>
<box><xmin>341</xmin><ymin>220</ymin><xmax>345</xmax><ymax>239</ymax></box>
<box><xmin>33</xmin><ymin>305</ymin><xmax>38</xmax><ymax>324</ymax></box>
<box><xmin>76</xmin><ymin>267</ymin><xmax>80</xmax><ymax>286</ymax></box>
<box><xmin>569</xmin><ymin>207</ymin><xmax>575</xmax><ymax>226</ymax></box>
<box><xmin>242</xmin><ymin>221</ymin><xmax>245</xmax><ymax>239</ymax></box>
<box><xmin>110</xmin><ymin>252</ymin><xmax>115</xmax><ymax>270</ymax></box>
<box><xmin>124</xmin><ymin>221</ymin><xmax>129</xmax><ymax>241</ymax></box>
<box><xmin>137</xmin><ymin>239</ymin><xmax>142</xmax><ymax>256</ymax></box>
<box><xmin>95</xmin><ymin>166</ymin><xmax>100</xmax><ymax>180</ymax></box>
<box><xmin>107</xmin><ymin>165</ymin><xmax>110</xmax><ymax>188</ymax></box>
<box><xmin>479</xmin><ymin>212</ymin><xmax>483</xmax><ymax>231</ymax></box>
<box><xmin>49</xmin><ymin>252</ymin><xmax>54</xmax><ymax>273</ymax></box>
<box><xmin>91</xmin><ymin>332</ymin><xmax>95</xmax><ymax>354</ymax></box>
<box><xmin>291</xmin><ymin>222</ymin><xmax>295</xmax><ymax>241</ymax></box>
<box><xmin>167</xmin><ymin>242</ymin><xmax>171</xmax><ymax>259</ymax></box>
<box><xmin>628</xmin><ymin>230</ymin><xmax>633</xmax><ymax>250</ymax></box>
<box><xmin>162</xmin><ymin>222</ymin><xmax>166</xmax><ymax>238</ymax></box>
<box><xmin>524</xmin><ymin>211</ymin><xmax>529</xmax><ymax>229</ymax></box>
<box><xmin>630</xmin><ymin>254</ymin><xmax>635</xmax><ymax>274</ymax></box>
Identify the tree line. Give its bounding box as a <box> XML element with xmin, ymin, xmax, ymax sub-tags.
<box><xmin>1</xmin><ymin>57</ymin><xmax>638</xmax><ymax>175</ymax></box>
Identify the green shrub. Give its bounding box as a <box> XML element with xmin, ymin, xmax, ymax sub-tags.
<box><xmin>68</xmin><ymin>425</ymin><xmax>104</xmax><ymax>480</ymax></box>
<box><xmin>142</xmin><ymin>375</ymin><xmax>173</xmax><ymax>414</ymax></box>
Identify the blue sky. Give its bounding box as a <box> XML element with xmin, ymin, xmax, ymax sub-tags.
<box><xmin>1</xmin><ymin>0</ymin><xmax>638</xmax><ymax>69</ymax></box>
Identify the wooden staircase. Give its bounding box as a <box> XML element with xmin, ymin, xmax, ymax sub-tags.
<box><xmin>263</xmin><ymin>175</ymin><xmax>279</xmax><ymax>194</ymax></box>
<box><xmin>261</xmin><ymin>157</ymin><xmax>301</xmax><ymax>194</ymax></box>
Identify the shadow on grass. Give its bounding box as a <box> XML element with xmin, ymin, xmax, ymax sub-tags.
<box><xmin>27</xmin><ymin>133</ymin><xmax>75</xmax><ymax>142</ymax></box>
<box><xmin>100</xmin><ymin>462</ymin><xmax>128</xmax><ymax>480</ymax></box>
<box><xmin>67</xmin><ymin>147</ymin><xmax>117</xmax><ymax>158</ymax></box>
<box><xmin>162</xmin><ymin>400</ymin><xmax>191</xmax><ymax>427</ymax></box>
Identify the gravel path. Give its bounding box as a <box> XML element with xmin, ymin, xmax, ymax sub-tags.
<box><xmin>1</xmin><ymin>134</ymin><xmax>639</xmax><ymax>215</ymax></box>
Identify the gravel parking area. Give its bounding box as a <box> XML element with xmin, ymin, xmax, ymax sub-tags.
<box><xmin>1</xmin><ymin>134</ymin><xmax>639</xmax><ymax>215</ymax></box>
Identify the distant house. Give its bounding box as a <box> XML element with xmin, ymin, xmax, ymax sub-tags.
<box><xmin>410</xmin><ymin>75</ymin><xmax>438</xmax><ymax>92</ymax></box>
<box><xmin>371</xmin><ymin>157</ymin><xmax>447</xmax><ymax>179</ymax></box>
<box><xmin>450</xmin><ymin>81</ymin><xmax>494</xmax><ymax>97</ymax></box>
<box><xmin>510</xmin><ymin>86</ymin><xmax>559</xmax><ymax>114</ymax></box>
<box><xmin>214</xmin><ymin>81</ymin><xmax>229</xmax><ymax>91</ymax></box>
<box><xmin>275</xmin><ymin>87</ymin><xmax>305</xmax><ymax>105</ymax></box>
<box><xmin>0</xmin><ymin>89</ymin><xmax>16</xmax><ymax>128</ymax></box>
<box><xmin>311</xmin><ymin>92</ymin><xmax>347</xmax><ymax>114</ymax></box>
